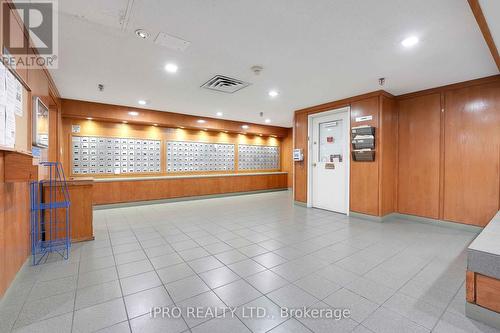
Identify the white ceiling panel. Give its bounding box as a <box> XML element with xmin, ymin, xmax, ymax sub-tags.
<box><xmin>479</xmin><ymin>0</ymin><xmax>500</xmax><ymax>56</ymax></box>
<box><xmin>49</xmin><ymin>0</ymin><xmax>498</xmax><ymax>127</ymax></box>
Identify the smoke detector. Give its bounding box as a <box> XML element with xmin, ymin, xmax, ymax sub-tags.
<box><xmin>251</xmin><ymin>65</ymin><xmax>264</xmax><ymax>75</ymax></box>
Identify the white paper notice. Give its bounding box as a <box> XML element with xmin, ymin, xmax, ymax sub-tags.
<box><xmin>14</xmin><ymin>78</ymin><xmax>22</xmax><ymax>116</ymax></box>
<box><xmin>0</xmin><ymin>105</ymin><xmax>5</xmax><ymax>146</ymax></box>
<box><xmin>6</xmin><ymin>70</ymin><xmax>16</xmax><ymax>117</ymax></box>
<box><xmin>0</xmin><ymin>61</ymin><xmax>6</xmax><ymax>106</ymax></box>
<box><xmin>5</xmin><ymin>105</ymin><xmax>15</xmax><ymax>148</ymax></box>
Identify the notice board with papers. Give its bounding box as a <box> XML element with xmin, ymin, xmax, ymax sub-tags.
<box><xmin>0</xmin><ymin>61</ymin><xmax>29</xmax><ymax>152</ymax></box>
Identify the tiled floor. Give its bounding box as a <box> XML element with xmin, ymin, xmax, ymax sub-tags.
<box><xmin>1</xmin><ymin>191</ymin><xmax>499</xmax><ymax>333</ymax></box>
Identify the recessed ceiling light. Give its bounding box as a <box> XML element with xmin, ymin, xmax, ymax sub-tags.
<box><xmin>241</xmin><ymin>125</ymin><xmax>249</xmax><ymax>129</ymax></box>
<box><xmin>268</xmin><ymin>90</ymin><xmax>279</xmax><ymax>97</ymax></box>
<box><xmin>135</xmin><ymin>29</ymin><xmax>150</xmax><ymax>39</ymax></box>
<box><xmin>165</xmin><ymin>63</ymin><xmax>178</xmax><ymax>73</ymax></box>
<box><xmin>259</xmin><ymin>134</ymin><xmax>263</xmax><ymax>137</ymax></box>
<box><xmin>216</xmin><ymin>111</ymin><xmax>223</xmax><ymax>117</ymax></box>
<box><xmin>197</xmin><ymin>119</ymin><xmax>206</xmax><ymax>124</ymax></box>
<box><xmin>86</xmin><ymin>117</ymin><xmax>92</xmax><ymax>120</ymax></box>
<box><xmin>402</xmin><ymin>36</ymin><xmax>419</xmax><ymax>48</ymax></box>
<box><xmin>138</xmin><ymin>100</ymin><xmax>147</xmax><ymax>106</ymax></box>
<box><xmin>223</xmin><ymin>130</ymin><xmax>228</xmax><ymax>133</ymax></box>
<box><xmin>203</xmin><ymin>128</ymin><xmax>208</xmax><ymax>131</ymax></box>
<box><xmin>128</xmin><ymin>111</ymin><xmax>139</xmax><ymax>116</ymax></box>
<box><xmin>179</xmin><ymin>126</ymin><xmax>185</xmax><ymax>129</ymax></box>
<box><xmin>265</xmin><ymin>119</ymin><xmax>271</xmax><ymax>124</ymax></box>
<box><xmin>122</xmin><ymin>121</ymin><xmax>128</xmax><ymax>124</ymax></box>
<box><xmin>153</xmin><ymin>123</ymin><xmax>158</xmax><ymax>126</ymax></box>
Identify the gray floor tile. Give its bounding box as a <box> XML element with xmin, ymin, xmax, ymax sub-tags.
<box><xmin>297</xmin><ymin>302</ymin><xmax>358</xmax><ymax>333</ymax></box>
<box><xmin>178</xmin><ymin>247</ymin><xmax>210</xmax><ymax>261</ymax></box>
<box><xmin>166</xmin><ymin>275</ymin><xmax>210</xmax><ymax>302</ymax></box>
<box><xmin>130</xmin><ymin>312</ymin><xmax>188</xmax><ymax>333</ymax></box>
<box><xmin>215</xmin><ymin>250</ymin><xmax>248</xmax><ymax>265</ymax></box>
<box><xmin>114</xmin><ymin>250</ymin><xmax>147</xmax><ymax>265</ymax></box>
<box><xmin>253</xmin><ymin>252</ymin><xmax>288</xmax><ymax>268</ymax></box>
<box><xmin>345</xmin><ymin>276</ymin><xmax>397</xmax><ymax>305</ymax></box>
<box><xmin>228</xmin><ymin>259</ymin><xmax>266</xmax><ymax>277</ymax></box>
<box><xmin>120</xmin><ymin>271</ymin><xmax>162</xmax><ymax>296</ymax></box>
<box><xmin>433</xmin><ymin>310</ymin><xmax>500</xmax><ymax>333</ymax></box>
<box><xmin>363</xmin><ymin>307</ymin><xmax>430</xmax><ymax>333</ymax></box>
<box><xmin>124</xmin><ymin>286</ymin><xmax>173</xmax><ymax>318</ymax></box>
<box><xmin>267</xmin><ymin>284</ymin><xmax>318</xmax><ymax>308</ymax></box>
<box><xmin>200</xmin><ymin>266</ymin><xmax>241</xmax><ymax>289</ymax></box>
<box><xmin>144</xmin><ymin>244</ymin><xmax>175</xmax><ymax>258</ymax></box>
<box><xmin>12</xmin><ymin>312</ymin><xmax>73</xmax><ymax>333</ymax></box>
<box><xmin>73</xmin><ymin>298</ymin><xmax>128</xmax><ymax>333</ymax></box>
<box><xmin>238</xmin><ymin>244</ymin><xmax>269</xmax><ymax>257</ymax></box>
<box><xmin>15</xmin><ymin>291</ymin><xmax>75</xmax><ymax>328</ymax></box>
<box><xmin>323</xmin><ymin>288</ymin><xmax>378</xmax><ymax>323</ymax></box>
<box><xmin>80</xmin><ymin>256</ymin><xmax>116</xmax><ymax>274</ymax></box>
<box><xmin>214</xmin><ymin>279</ymin><xmax>262</xmax><ymax>307</ymax></box>
<box><xmin>177</xmin><ymin>290</ymin><xmax>227</xmax><ymax>327</ymax></box>
<box><xmin>191</xmin><ymin>316</ymin><xmax>250</xmax><ymax>333</ymax></box>
<box><xmin>268</xmin><ymin>318</ymin><xmax>312</xmax><ymax>333</ymax></box>
<box><xmin>78</xmin><ymin>266</ymin><xmax>118</xmax><ymax>289</ymax></box>
<box><xmin>383</xmin><ymin>292</ymin><xmax>444</xmax><ymax>329</ymax></box>
<box><xmin>76</xmin><ymin>280</ymin><xmax>122</xmax><ymax>310</ymax></box>
<box><xmin>203</xmin><ymin>242</ymin><xmax>234</xmax><ymax>254</ymax></box>
<box><xmin>246</xmin><ymin>270</ymin><xmax>289</xmax><ymax>294</ymax></box>
<box><xmin>27</xmin><ymin>275</ymin><xmax>77</xmax><ymax>301</ymax></box>
<box><xmin>95</xmin><ymin>321</ymin><xmax>131</xmax><ymax>333</ymax></box>
<box><xmin>149</xmin><ymin>252</ymin><xmax>184</xmax><ymax>270</ymax></box>
<box><xmin>117</xmin><ymin>259</ymin><xmax>153</xmax><ymax>278</ymax></box>
<box><xmin>294</xmin><ymin>273</ymin><xmax>342</xmax><ymax>299</ymax></box>
<box><xmin>187</xmin><ymin>256</ymin><xmax>224</xmax><ymax>273</ymax></box>
<box><xmin>237</xmin><ymin>296</ymin><xmax>287</xmax><ymax>333</ymax></box>
<box><xmin>157</xmin><ymin>262</ymin><xmax>195</xmax><ymax>284</ymax></box>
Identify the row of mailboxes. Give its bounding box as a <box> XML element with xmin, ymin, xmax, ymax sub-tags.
<box><xmin>351</xmin><ymin>126</ymin><xmax>375</xmax><ymax>162</ymax></box>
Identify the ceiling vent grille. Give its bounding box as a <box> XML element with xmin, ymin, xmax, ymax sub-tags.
<box><xmin>201</xmin><ymin>75</ymin><xmax>250</xmax><ymax>93</ymax></box>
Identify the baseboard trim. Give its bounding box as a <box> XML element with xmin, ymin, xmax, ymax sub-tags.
<box><xmin>94</xmin><ymin>188</ymin><xmax>289</xmax><ymax>210</ymax></box>
<box><xmin>349</xmin><ymin>211</ymin><xmax>397</xmax><ymax>222</ymax></box>
<box><xmin>394</xmin><ymin>213</ymin><xmax>482</xmax><ymax>233</ymax></box>
<box><xmin>466</xmin><ymin>302</ymin><xmax>500</xmax><ymax>330</ymax></box>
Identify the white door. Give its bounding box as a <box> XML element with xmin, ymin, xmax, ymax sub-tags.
<box><xmin>311</xmin><ymin>110</ymin><xmax>349</xmax><ymax>213</ymax></box>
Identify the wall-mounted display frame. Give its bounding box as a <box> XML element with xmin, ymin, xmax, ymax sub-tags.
<box><xmin>238</xmin><ymin>144</ymin><xmax>280</xmax><ymax>170</ymax></box>
<box><xmin>166</xmin><ymin>141</ymin><xmax>235</xmax><ymax>172</ymax></box>
<box><xmin>71</xmin><ymin>135</ymin><xmax>161</xmax><ymax>175</ymax></box>
<box><xmin>32</xmin><ymin>97</ymin><xmax>49</xmax><ymax>148</ymax></box>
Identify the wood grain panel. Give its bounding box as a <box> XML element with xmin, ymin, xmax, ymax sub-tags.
<box><xmin>476</xmin><ymin>274</ymin><xmax>500</xmax><ymax>312</ymax></box>
<box><xmin>281</xmin><ymin>128</ymin><xmax>293</xmax><ymax>188</ymax></box>
<box><xmin>443</xmin><ymin>82</ymin><xmax>500</xmax><ymax>226</ymax></box>
<box><xmin>293</xmin><ymin>112</ymin><xmax>308</xmax><ymax>202</ymax></box>
<box><xmin>466</xmin><ymin>271</ymin><xmax>476</xmax><ymax>303</ymax></box>
<box><xmin>42</xmin><ymin>180</ymin><xmax>94</xmax><ymax>242</ymax></box>
<box><xmin>93</xmin><ymin>174</ymin><xmax>288</xmax><ymax>205</ymax></box>
<box><xmin>380</xmin><ymin>95</ymin><xmax>398</xmax><ymax>216</ymax></box>
<box><xmin>398</xmin><ymin>94</ymin><xmax>441</xmax><ymax>218</ymax></box>
<box><xmin>350</xmin><ymin>97</ymin><xmax>379</xmax><ymax>216</ymax></box>
<box><xmin>62</xmin><ymin>99</ymin><xmax>290</xmax><ymax>137</ymax></box>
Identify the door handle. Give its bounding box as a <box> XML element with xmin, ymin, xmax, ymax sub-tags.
<box><xmin>312</xmin><ymin>163</ymin><xmax>317</xmax><ymax>167</ymax></box>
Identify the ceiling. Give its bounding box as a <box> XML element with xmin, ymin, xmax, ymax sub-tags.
<box><xmin>479</xmin><ymin>0</ymin><xmax>500</xmax><ymax>56</ymax></box>
<box><xmin>49</xmin><ymin>0</ymin><xmax>499</xmax><ymax>127</ymax></box>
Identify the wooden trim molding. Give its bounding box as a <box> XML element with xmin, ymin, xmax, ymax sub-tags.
<box><xmin>62</xmin><ymin>99</ymin><xmax>290</xmax><ymax>137</ymax></box>
<box><xmin>468</xmin><ymin>0</ymin><xmax>500</xmax><ymax>72</ymax></box>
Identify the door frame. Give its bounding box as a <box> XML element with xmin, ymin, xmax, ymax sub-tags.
<box><xmin>307</xmin><ymin>106</ymin><xmax>351</xmax><ymax>213</ymax></box>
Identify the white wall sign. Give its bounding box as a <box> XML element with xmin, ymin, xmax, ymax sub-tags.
<box><xmin>72</xmin><ymin>124</ymin><xmax>81</xmax><ymax>133</ymax></box>
<box><xmin>355</xmin><ymin>115</ymin><xmax>373</xmax><ymax>122</ymax></box>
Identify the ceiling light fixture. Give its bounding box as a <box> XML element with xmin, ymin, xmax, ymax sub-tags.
<box><xmin>86</xmin><ymin>117</ymin><xmax>92</xmax><ymax>120</ymax></box>
<box><xmin>197</xmin><ymin>119</ymin><xmax>206</xmax><ymax>124</ymax></box>
<box><xmin>265</xmin><ymin>119</ymin><xmax>271</xmax><ymax>124</ymax></box>
<box><xmin>153</xmin><ymin>123</ymin><xmax>158</xmax><ymax>126</ymax></box>
<box><xmin>122</xmin><ymin>121</ymin><xmax>128</xmax><ymax>124</ymax></box>
<box><xmin>128</xmin><ymin>111</ymin><xmax>139</xmax><ymax>116</ymax></box>
<box><xmin>138</xmin><ymin>100</ymin><xmax>147</xmax><ymax>106</ymax></box>
<box><xmin>135</xmin><ymin>29</ymin><xmax>150</xmax><ymax>39</ymax></box>
<box><xmin>216</xmin><ymin>111</ymin><xmax>223</xmax><ymax>117</ymax></box>
<box><xmin>165</xmin><ymin>63</ymin><xmax>178</xmax><ymax>73</ymax></box>
<box><xmin>401</xmin><ymin>36</ymin><xmax>419</xmax><ymax>48</ymax></box>
<box><xmin>241</xmin><ymin>125</ymin><xmax>249</xmax><ymax>129</ymax></box>
<box><xmin>268</xmin><ymin>90</ymin><xmax>279</xmax><ymax>97</ymax></box>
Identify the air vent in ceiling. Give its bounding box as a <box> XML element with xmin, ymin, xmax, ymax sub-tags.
<box><xmin>201</xmin><ymin>75</ymin><xmax>250</xmax><ymax>94</ymax></box>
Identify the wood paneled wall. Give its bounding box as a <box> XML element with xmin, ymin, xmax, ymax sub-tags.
<box><xmin>0</xmin><ymin>0</ymin><xmax>62</xmax><ymax>297</ymax></box>
<box><xmin>397</xmin><ymin>94</ymin><xmax>441</xmax><ymax>219</ymax></box>
<box><xmin>93</xmin><ymin>174</ymin><xmax>288</xmax><ymax>205</ymax></box>
<box><xmin>398</xmin><ymin>77</ymin><xmax>500</xmax><ymax>226</ymax></box>
<box><xmin>60</xmin><ymin>118</ymin><xmax>290</xmax><ymax>179</ymax></box>
<box><xmin>293</xmin><ymin>91</ymin><xmax>398</xmax><ymax>217</ymax></box>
